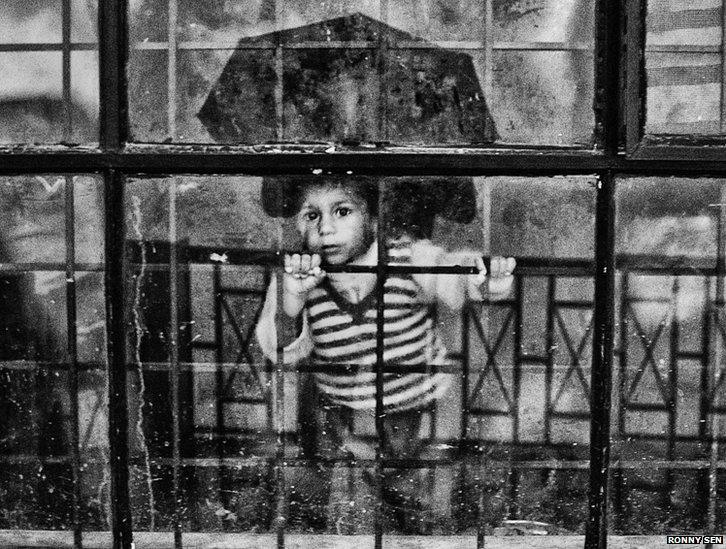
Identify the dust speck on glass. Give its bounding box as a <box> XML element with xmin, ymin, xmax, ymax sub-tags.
<box><xmin>128</xmin><ymin>0</ymin><xmax>595</xmax><ymax>145</ymax></box>
<box><xmin>2</xmin><ymin>1</ymin><xmax>726</xmax><ymax>548</ymax></box>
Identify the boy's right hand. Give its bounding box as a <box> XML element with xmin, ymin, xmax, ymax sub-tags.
<box><xmin>283</xmin><ymin>253</ymin><xmax>326</xmax><ymax>296</ymax></box>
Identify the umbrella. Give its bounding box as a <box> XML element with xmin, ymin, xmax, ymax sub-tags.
<box><xmin>198</xmin><ymin>12</ymin><xmax>498</xmax><ymax>144</ymax></box>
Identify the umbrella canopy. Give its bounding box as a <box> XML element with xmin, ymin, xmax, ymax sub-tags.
<box><xmin>198</xmin><ymin>12</ymin><xmax>498</xmax><ymax>144</ymax></box>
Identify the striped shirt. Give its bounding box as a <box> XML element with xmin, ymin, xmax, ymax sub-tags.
<box><xmin>307</xmin><ymin>246</ymin><xmax>450</xmax><ymax>413</ymax></box>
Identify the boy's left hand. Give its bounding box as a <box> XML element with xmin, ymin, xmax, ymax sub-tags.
<box><xmin>473</xmin><ymin>256</ymin><xmax>516</xmax><ymax>299</ymax></box>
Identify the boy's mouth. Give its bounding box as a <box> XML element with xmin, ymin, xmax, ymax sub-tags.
<box><xmin>320</xmin><ymin>244</ymin><xmax>346</xmax><ymax>262</ymax></box>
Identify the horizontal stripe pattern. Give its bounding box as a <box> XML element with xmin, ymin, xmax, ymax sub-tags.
<box><xmin>306</xmin><ymin>244</ymin><xmax>450</xmax><ymax>412</ymax></box>
<box><xmin>645</xmin><ymin>4</ymin><xmax>724</xmax><ymax>134</ymax></box>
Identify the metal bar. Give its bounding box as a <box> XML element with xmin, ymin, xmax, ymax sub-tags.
<box><xmin>584</xmin><ymin>173</ymin><xmax>616</xmax><ymax>549</ymax></box>
<box><xmin>721</xmin><ymin>0</ymin><xmax>726</xmax><ymax>133</ymax></box>
<box><xmin>508</xmin><ymin>276</ymin><xmax>524</xmax><ymax>520</ymax></box>
<box><xmin>699</xmin><ymin>277</ymin><xmax>713</xmax><ymax>523</ymax></box>
<box><xmin>461</xmin><ymin>308</ymin><xmax>471</xmax><ymax>442</ymax></box>
<box><xmin>126</xmin><ymin>39</ymin><xmax>597</xmax><ymax>51</ymax></box>
<box><xmin>168</xmin><ymin>182</ymin><xmax>183</xmax><ymax>549</ymax></box>
<box><xmin>9</xmin><ymin>150</ymin><xmax>726</xmax><ymax>173</ymax></box>
<box><xmin>0</xmin><ymin>43</ymin><xmax>97</xmax><ymax>52</ymax></box>
<box><xmin>545</xmin><ymin>276</ymin><xmax>556</xmax><ymax>445</ymax></box>
<box><xmin>477</xmin><ymin>449</ymin><xmax>486</xmax><ymax>549</ymax></box>
<box><xmin>374</xmin><ymin>183</ymin><xmax>387</xmax><ymax>549</ymax></box>
<box><xmin>482</xmin><ymin>0</ymin><xmax>493</xmax><ymax>115</ymax></box>
<box><xmin>376</xmin><ymin>0</ymin><xmax>390</xmax><ymax>143</ymax></box>
<box><xmin>274</xmin><ymin>46</ymin><xmax>284</xmax><ymax>141</ymax></box>
<box><xmin>272</xmin><ymin>4</ymin><xmax>287</xmax><ymax>547</ymax></box>
<box><xmin>624</xmin><ymin>0</ymin><xmax>646</xmax><ymax>154</ymax></box>
<box><xmin>274</xmin><ymin>270</ymin><xmax>287</xmax><ymax>549</ymax></box>
<box><xmin>167</xmin><ymin>0</ymin><xmax>178</xmax><ymax>140</ymax></box>
<box><xmin>665</xmin><ymin>277</ymin><xmax>679</xmax><ymax>511</ymax></box>
<box><xmin>98</xmin><ymin>0</ymin><xmax>128</xmax><ymax>150</ymax></box>
<box><xmin>212</xmin><ymin>264</ymin><xmax>229</xmax><ymax>511</ymax></box>
<box><xmin>105</xmin><ymin>170</ymin><xmax>132</xmax><ymax>549</ymax></box>
<box><xmin>8</xmin><ymin>451</ymin><xmax>726</xmax><ymax>470</ymax></box>
<box><xmin>64</xmin><ymin>176</ymin><xmax>82</xmax><ymax>549</ymax></box>
<box><xmin>707</xmin><ymin>187</ymin><xmax>726</xmax><ymax>539</ymax></box>
<box><xmin>0</xmin><ymin>263</ymin><xmax>104</xmax><ymax>272</ymax></box>
<box><xmin>62</xmin><ymin>0</ymin><xmax>73</xmax><ymax>142</ymax></box>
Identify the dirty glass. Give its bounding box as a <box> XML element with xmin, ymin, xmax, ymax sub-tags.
<box><xmin>0</xmin><ymin>176</ymin><xmax>108</xmax><ymax>534</ymax></box>
<box><xmin>460</xmin><ymin>177</ymin><xmax>596</xmax><ymax>542</ymax></box>
<box><xmin>123</xmin><ymin>175</ymin><xmax>596</xmax><ymax>545</ymax></box>
<box><xmin>128</xmin><ymin>0</ymin><xmax>595</xmax><ymax>146</ymax></box>
<box><xmin>0</xmin><ymin>1</ymin><xmax>99</xmax><ymax>144</ymax></box>
<box><xmin>645</xmin><ymin>0</ymin><xmax>724</xmax><ymax>134</ymax></box>
<box><xmin>611</xmin><ymin>177</ymin><xmax>726</xmax><ymax>534</ymax></box>
<box><xmin>124</xmin><ymin>177</ymin><xmax>281</xmax><ymax>538</ymax></box>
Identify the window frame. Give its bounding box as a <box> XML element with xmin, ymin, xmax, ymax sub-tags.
<box><xmin>624</xmin><ymin>0</ymin><xmax>726</xmax><ymax>158</ymax></box>
<box><xmin>1</xmin><ymin>1</ymin><xmax>725</xmax><ymax>549</ymax></box>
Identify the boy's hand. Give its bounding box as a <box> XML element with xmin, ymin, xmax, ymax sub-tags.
<box><xmin>479</xmin><ymin>256</ymin><xmax>516</xmax><ymax>298</ymax></box>
<box><xmin>284</xmin><ymin>253</ymin><xmax>326</xmax><ymax>296</ymax></box>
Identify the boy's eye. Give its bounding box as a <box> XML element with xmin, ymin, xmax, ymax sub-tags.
<box><xmin>304</xmin><ymin>211</ymin><xmax>319</xmax><ymax>221</ymax></box>
<box><xmin>336</xmin><ymin>207</ymin><xmax>351</xmax><ymax>217</ymax></box>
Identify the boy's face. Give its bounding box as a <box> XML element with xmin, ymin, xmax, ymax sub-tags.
<box><xmin>295</xmin><ymin>184</ymin><xmax>377</xmax><ymax>265</ymax></box>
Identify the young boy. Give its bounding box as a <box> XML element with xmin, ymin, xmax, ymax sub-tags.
<box><xmin>255</xmin><ymin>177</ymin><xmax>515</xmax><ymax>531</ymax></box>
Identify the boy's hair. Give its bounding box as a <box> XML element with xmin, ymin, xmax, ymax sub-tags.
<box><xmin>261</xmin><ymin>175</ymin><xmax>478</xmax><ymax>239</ymax></box>
<box><xmin>261</xmin><ymin>176</ymin><xmax>378</xmax><ymax>218</ymax></box>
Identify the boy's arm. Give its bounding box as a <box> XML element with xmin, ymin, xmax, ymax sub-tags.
<box><xmin>255</xmin><ymin>273</ymin><xmax>313</xmax><ymax>364</ymax></box>
<box><xmin>410</xmin><ymin>240</ymin><xmax>470</xmax><ymax>310</ymax></box>
<box><xmin>410</xmin><ymin>240</ymin><xmax>515</xmax><ymax>309</ymax></box>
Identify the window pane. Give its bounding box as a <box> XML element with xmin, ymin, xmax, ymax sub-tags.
<box><xmin>0</xmin><ymin>175</ymin><xmax>109</xmax><ymax>532</ymax></box>
<box><xmin>0</xmin><ymin>2</ymin><xmax>99</xmax><ymax>144</ymax></box>
<box><xmin>461</xmin><ymin>177</ymin><xmax>595</xmax><ymax>538</ymax></box>
<box><xmin>128</xmin><ymin>1</ymin><xmax>595</xmax><ymax>146</ymax></box>
<box><xmin>125</xmin><ymin>177</ymin><xmax>281</xmax><ymax>535</ymax></box>
<box><xmin>612</xmin><ymin>177</ymin><xmax>726</xmax><ymax>535</ymax></box>
<box><xmin>646</xmin><ymin>0</ymin><xmax>725</xmax><ymax>134</ymax></box>
<box><xmin>123</xmin><ymin>175</ymin><xmax>596</xmax><ymax>544</ymax></box>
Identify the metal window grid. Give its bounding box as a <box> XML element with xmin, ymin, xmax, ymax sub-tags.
<box><xmin>2</xmin><ymin>1</ymin><xmax>726</xmax><ymax>549</ymax></box>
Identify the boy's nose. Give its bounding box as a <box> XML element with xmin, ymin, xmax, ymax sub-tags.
<box><xmin>318</xmin><ymin>214</ymin><xmax>335</xmax><ymax>235</ymax></box>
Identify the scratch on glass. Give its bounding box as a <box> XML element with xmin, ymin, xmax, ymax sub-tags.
<box><xmin>131</xmin><ymin>194</ymin><xmax>157</xmax><ymax>529</ymax></box>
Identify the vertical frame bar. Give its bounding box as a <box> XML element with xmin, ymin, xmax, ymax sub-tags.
<box><xmin>707</xmin><ymin>192</ymin><xmax>726</xmax><ymax>539</ymax></box>
<box><xmin>699</xmin><ymin>276</ymin><xmax>713</xmax><ymax>524</ymax></box>
<box><xmin>720</xmin><ymin>0</ymin><xmax>726</xmax><ymax>133</ymax></box>
<box><xmin>62</xmin><ymin>0</ymin><xmax>73</xmax><ymax>141</ymax></box>
<box><xmin>374</xmin><ymin>184</ymin><xmax>387</xmax><ymax>549</ymax></box>
<box><xmin>274</xmin><ymin>266</ymin><xmax>287</xmax><ymax>547</ymax></box>
<box><xmin>623</xmin><ymin>0</ymin><xmax>646</xmax><ymax>154</ymax></box>
<box><xmin>274</xmin><ymin>0</ymin><xmax>284</xmax><ymax>141</ymax></box>
<box><xmin>213</xmin><ymin>264</ymin><xmax>228</xmax><ymax>507</ymax></box>
<box><xmin>65</xmin><ymin>176</ymin><xmax>82</xmax><ymax>548</ymax></box>
<box><xmin>167</xmin><ymin>0</ymin><xmax>178</xmax><ymax>140</ymax></box>
<box><xmin>613</xmin><ymin>272</ymin><xmax>630</xmax><ymax>532</ymax></box>
<box><xmin>273</xmin><ymin>184</ymin><xmax>288</xmax><ymax>549</ymax></box>
<box><xmin>508</xmin><ymin>277</ymin><xmax>523</xmax><ymax>520</ymax></box>
<box><xmin>482</xmin><ymin>0</ymin><xmax>493</xmax><ymax>109</ymax></box>
<box><xmin>584</xmin><ymin>172</ymin><xmax>616</xmax><ymax>549</ymax></box>
<box><xmin>168</xmin><ymin>181</ymin><xmax>183</xmax><ymax>549</ymax></box>
<box><xmin>105</xmin><ymin>170</ymin><xmax>132</xmax><ymax>549</ymax></box>
<box><xmin>587</xmin><ymin>0</ymin><xmax>622</xmax><ymax>544</ymax></box>
<box><xmin>665</xmin><ymin>278</ymin><xmax>679</xmax><ymax>510</ymax></box>
<box><xmin>377</xmin><ymin>0</ymin><xmax>390</xmax><ymax>142</ymax></box>
<box><xmin>544</xmin><ymin>276</ymin><xmax>556</xmax><ymax>445</ymax></box>
<box><xmin>99</xmin><ymin>0</ymin><xmax>128</xmax><ymax>150</ymax></box>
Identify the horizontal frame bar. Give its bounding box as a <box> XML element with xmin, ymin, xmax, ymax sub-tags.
<box><xmin>4</xmin><ymin>149</ymin><xmax>726</xmax><ymax>174</ymax></box>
